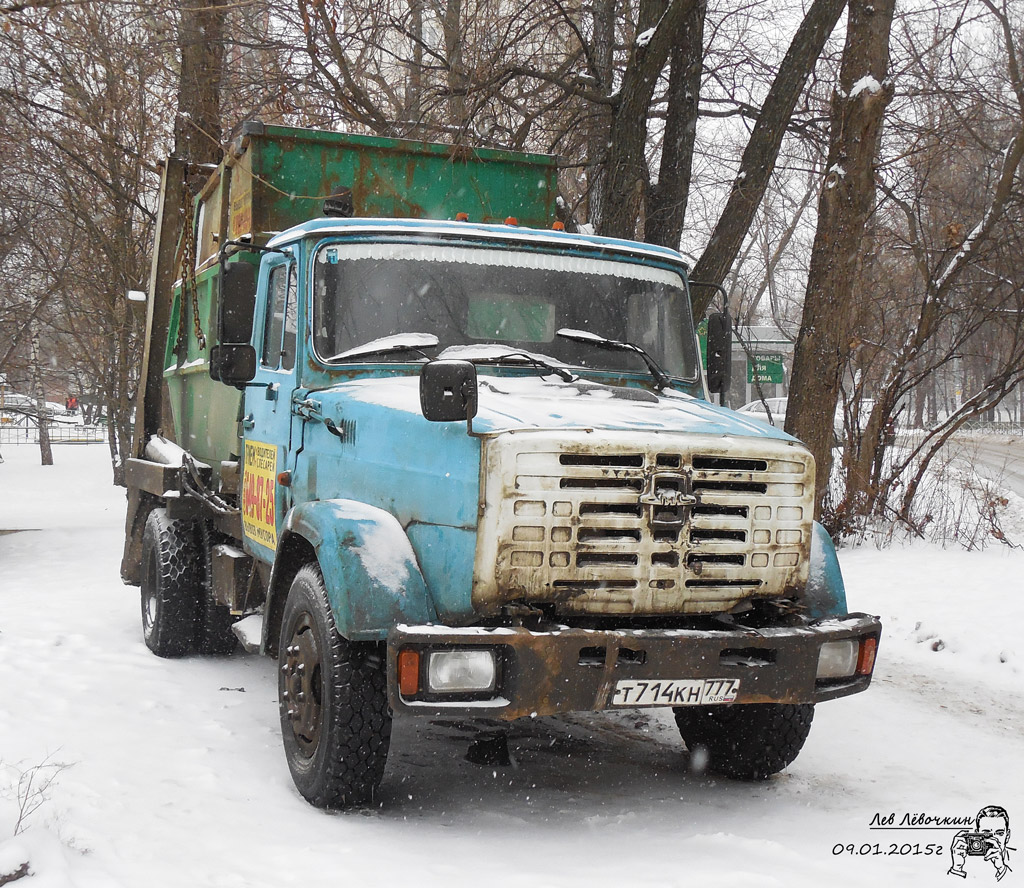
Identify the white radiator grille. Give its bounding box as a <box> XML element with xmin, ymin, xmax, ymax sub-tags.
<box><xmin>473</xmin><ymin>431</ymin><xmax>815</xmax><ymax>616</ymax></box>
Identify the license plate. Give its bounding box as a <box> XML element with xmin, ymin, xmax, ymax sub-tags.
<box><xmin>612</xmin><ymin>678</ymin><xmax>740</xmax><ymax>707</ymax></box>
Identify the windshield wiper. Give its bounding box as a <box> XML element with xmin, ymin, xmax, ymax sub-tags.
<box><xmin>556</xmin><ymin>328</ymin><xmax>671</xmax><ymax>391</ymax></box>
<box><xmin>326</xmin><ymin>333</ymin><xmax>439</xmax><ymax>362</ymax></box>
<box><xmin>470</xmin><ymin>352</ymin><xmax>576</xmax><ymax>383</ymax></box>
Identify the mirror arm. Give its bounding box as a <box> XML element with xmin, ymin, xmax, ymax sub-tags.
<box><xmin>218</xmin><ymin>240</ymin><xmax>288</xmax><ymax>264</ymax></box>
<box><xmin>689</xmin><ymin>280</ymin><xmax>730</xmax><ymax>314</ymax></box>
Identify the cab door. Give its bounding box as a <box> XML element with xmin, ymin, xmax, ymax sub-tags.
<box><xmin>240</xmin><ymin>252</ymin><xmax>300</xmax><ymax>562</ymax></box>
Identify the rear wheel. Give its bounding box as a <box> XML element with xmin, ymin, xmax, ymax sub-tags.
<box><xmin>674</xmin><ymin>703</ymin><xmax>815</xmax><ymax>780</ymax></box>
<box><xmin>141</xmin><ymin>508</ymin><xmax>200</xmax><ymax>657</ymax></box>
<box><xmin>278</xmin><ymin>563</ymin><xmax>392</xmax><ymax>808</ymax></box>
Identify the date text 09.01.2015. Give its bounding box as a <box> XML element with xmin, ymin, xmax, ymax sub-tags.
<box><xmin>832</xmin><ymin>843</ymin><xmax>945</xmax><ymax>856</ymax></box>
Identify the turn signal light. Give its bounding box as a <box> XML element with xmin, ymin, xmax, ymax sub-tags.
<box><xmin>398</xmin><ymin>648</ymin><xmax>420</xmax><ymax>696</ymax></box>
<box><xmin>504</xmin><ymin>216</ymin><xmax>519</xmax><ymax>226</ymax></box>
<box><xmin>455</xmin><ymin>212</ymin><xmax>469</xmax><ymax>222</ymax></box>
<box><xmin>857</xmin><ymin>637</ymin><xmax>878</xmax><ymax>676</ymax></box>
<box><xmin>552</xmin><ymin>220</ymin><xmax>565</xmax><ymax>231</ymax></box>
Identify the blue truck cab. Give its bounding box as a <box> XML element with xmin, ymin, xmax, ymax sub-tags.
<box><xmin>122</xmin><ymin>127</ymin><xmax>879</xmax><ymax>809</ymax></box>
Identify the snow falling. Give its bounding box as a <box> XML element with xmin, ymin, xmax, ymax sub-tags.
<box><xmin>0</xmin><ymin>442</ymin><xmax>1021</xmax><ymax>886</ymax></box>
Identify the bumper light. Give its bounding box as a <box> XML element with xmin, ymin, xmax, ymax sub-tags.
<box><xmin>397</xmin><ymin>648</ymin><xmax>420</xmax><ymax>696</ymax></box>
<box><xmin>857</xmin><ymin>636</ymin><xmax>878</xmax><ymax>675</ymax></box>
<box><xmin>817</xmin><ymin>639</ymin><xmax>859</xmax><ymax>680</ymax></box>
<box><xmin>427</xmin><ymin>650</ymin><xmax>497</xmax><ymax>693</ymax></box>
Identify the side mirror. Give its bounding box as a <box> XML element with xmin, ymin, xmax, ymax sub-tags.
<box><xmin>420</xmin><ymin>360</ymin><xmax>478</xmax><ymax>422</ymax></box>
<box><xmin>706</xmin><ymin>311</ymin><xmax>732</xmax><ymax>395</ymax></box>
<box><xmin>218</xmin><ymin>260</ymin><xmax>257</xmax><ymax>344</ymax></box>
<box><xmin>210</xmin><ymin>343</ymin><xmax>257</xmax><ymax>388</ymax></box>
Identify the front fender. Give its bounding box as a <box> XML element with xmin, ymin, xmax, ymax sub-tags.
<box><xmin>280</xmin><ymin>499</ymin><xmax>438</xmax><ymax>641</ymax></box>
<box><xmin>803</xmin><ymin>521</ymin><xmax>849</xmax><ymax>618</ymax></box>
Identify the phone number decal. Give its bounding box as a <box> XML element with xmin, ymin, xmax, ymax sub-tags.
<box><xmin>242</xmin><ymin>440</ymin><xmax>278</xmax><ymax>549</ymax></box>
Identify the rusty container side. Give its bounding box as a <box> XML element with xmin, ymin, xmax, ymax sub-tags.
<box><xmin>229</xmin><ymin>123</ymin><xmax>560</xmax><ymax>240</ymax></box>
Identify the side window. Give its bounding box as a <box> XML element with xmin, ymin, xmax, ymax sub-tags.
<box><xmin>262</xmin><ymin>265</ymin><xmax>287</xmax><ymax>367</ymax></box>
<box><xmin>281</xmin><ymin>269</ymin><xmax>297</xmax><ymax>371</ymax></box>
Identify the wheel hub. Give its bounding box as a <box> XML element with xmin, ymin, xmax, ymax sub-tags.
<box><xmin>143</xmin><ymin>590</ymin><xmax>156</xmax><ymax>629</ymax></box>
<box><xmin>281</xmin><ymin>615</ymin><xmax>322</xmax><ymax>756</ymax></box>
<box><xmin>142</xmin><ymin>557</ymin><xmax>157</xmax><ymax>637</ymax></box>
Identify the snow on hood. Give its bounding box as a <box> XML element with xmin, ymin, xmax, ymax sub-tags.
<box><xmin>333</xmin><ymin>374</ymin><xmax>796</xmax><ymax>440</ymax></box>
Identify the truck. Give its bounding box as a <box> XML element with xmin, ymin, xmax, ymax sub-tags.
<box><xmin>121</xmin><ymin>122</ymin><xmax>881</xmax><ymax>809</ymax></box>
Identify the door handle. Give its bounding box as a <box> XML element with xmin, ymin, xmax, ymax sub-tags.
<box><xmin>292</xmin><ymin>398</ymin><xmax>346</xmax><ymax>439</ymax></box>
<box><xmin>241</xmin><ymin>413</ymin><xmax>255</xmax><ymax>430</ymax></box>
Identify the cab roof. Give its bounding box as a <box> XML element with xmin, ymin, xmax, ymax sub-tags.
<box><xmin>266</xmin><ymin>217</ymin><xmax>690</xmax><ymax>271</ymax></box>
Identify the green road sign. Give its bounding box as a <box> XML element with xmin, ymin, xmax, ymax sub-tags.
<box><xmin>747</xmin><ymin>352</ymin><xmax>784</xmax><ymax>384</ymax></box>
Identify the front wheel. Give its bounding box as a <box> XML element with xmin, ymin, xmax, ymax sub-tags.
<box><xmin>674</xmin><ymin>703</ymin><xmax>815</xmax><ymax>780</ymax></box>
<box><xmin>278</xmin><ymin>563</ymin><xmax>392</xmax><ymax>808</ymax></box>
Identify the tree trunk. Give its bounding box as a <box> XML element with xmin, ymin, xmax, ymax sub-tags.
<box><xmin>689</xmin><ymin>0</ymin><xmax>847</xmax><ymax>317</ymax></box>
<box><xmin>174</xmin><ymin>0</ymin><xmax>228</xmax><ymax>169</ymax></box>
<box><xmin>584</xmin><ymin>0</ymin><xmax>617</xmax><ymax>229</ymax></box>
<box><xmin>107</xmin><ymin>315</ymin><xmax>133</xmax><ymax>488</ymax></box>
<box><xmin>29</xmin><ymin>324</ymin><xmax>53</xmax><ymax>466</ymax></box>
<box><xmin>406</xmin><ymin>0</ymin><xmax>425</xmax><ymax>136</ymax></box>
<box><xmin>644</xmin><ymin>0</ymin><xmax>706</xmax><ymax>248</ymax></box>
<box><xmin>442</xmin><ymin>0</ymin><xmax>469</xmax><ymax>135</ymax></box>
<box><xmin>599</xmin><ymin>0</ymin><xmax>697</xmax><ymax>240</ymax></box>
<box><xmin>786</xmin><ymin>0</ymin><xmax>896</xmax><ymax>515</ymax></box>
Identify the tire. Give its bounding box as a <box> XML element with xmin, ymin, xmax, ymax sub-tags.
<box><xmin>278</xmin><ymin>563</ymin><xmax>392</xmax><ymax>808</ymax></box>
<box><xmin>196</xmin><ymin>522</ymin><xmax>238</xmax><ymax>655</ymax></box>
<box><xmin>141</xmin><ymin>508</ymin><xmax>200</xmax><ymax>658</ymax></box>
<box><xmin>674</xmin><ymin>703</ymin><xmax>815</xmax><ymax>780</ymax></box>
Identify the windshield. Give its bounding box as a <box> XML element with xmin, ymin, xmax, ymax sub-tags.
<box><xmin>311</xmin><ymin>242</ymin><xmax>698</xmax><ymax>381</ymax></box>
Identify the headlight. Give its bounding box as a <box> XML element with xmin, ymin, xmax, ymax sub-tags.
<box><xmin>427</xmin><ymin>650</ymin><xmax>497</xmax><ymax>693</ymax></box>
<box><xmin>817</xmin><ymin>639</ymin><xmax>859</xmax><ymax>680</ymax></box>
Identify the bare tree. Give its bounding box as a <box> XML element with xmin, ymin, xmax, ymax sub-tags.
<box><xmin>798</xmin><ymin>0</ymin><xmax>1024</xmax><ymax>536</ymax></box>
<box><xmin>688</xmin><ymin>0</ymin><xmax>848</xmax><ymax>316</ymax></box>
<box><xmin>0</xmin><ymin>1</ymin><xmax>172</xmax><ymax>480</ymax></box>
<box><xmin>787</xmin><ymin>0</ymin><xmax>896</xmax><ymax>510</ymax></box>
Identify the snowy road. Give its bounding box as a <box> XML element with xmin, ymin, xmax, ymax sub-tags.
<box><xmin>1</xmin><ymin>444</ymin><xmax>1022</xmax><ymax>887</ymax></box>
<box><xmin>956</xmin><ymin>436</ymin><xmax>1024</xmax><ymax>500</ymax></box>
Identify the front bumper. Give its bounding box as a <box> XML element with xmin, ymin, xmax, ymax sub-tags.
<box><xmin>386</xmin><ymin>613</ymin><xmax>881</xmax><ymax>719</ymax></box>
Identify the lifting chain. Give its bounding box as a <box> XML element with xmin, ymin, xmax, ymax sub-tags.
<box><xmin>175</xmin><ymin>180</ymin><xmax>207</xmax><ymax>354</ymax></box>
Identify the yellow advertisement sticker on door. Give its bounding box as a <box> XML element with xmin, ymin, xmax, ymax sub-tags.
<box><xmin>242</xmin><ymin>440</ymin><xmax>278</xmax><ymax>549</ymax></box>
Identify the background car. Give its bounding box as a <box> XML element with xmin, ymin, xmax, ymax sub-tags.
<box><xmin>736</xmin><ymin>396</ymin><xmax>788</xmax><ymax>427</ymax></box>
<box><xmin>737</xmin><ymin>396</ymin><xmax>896</xmax><ymax>445</ymax></box>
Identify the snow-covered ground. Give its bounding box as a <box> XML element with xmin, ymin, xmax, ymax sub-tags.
<box><xmin>1</xmin><ymin>443</ymin><xmax>1021</xmax><ymax>887</ymax></box>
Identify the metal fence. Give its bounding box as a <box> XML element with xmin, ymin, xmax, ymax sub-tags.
<box><xmin>958</xmin><ymin>421</ymin><xmax>1024</xmax><ymax>435</ymax></box>
<box><xmin>0</xmin><ymin>422</ymin><xmax>106</xmax><ymax>444</ymax></box>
